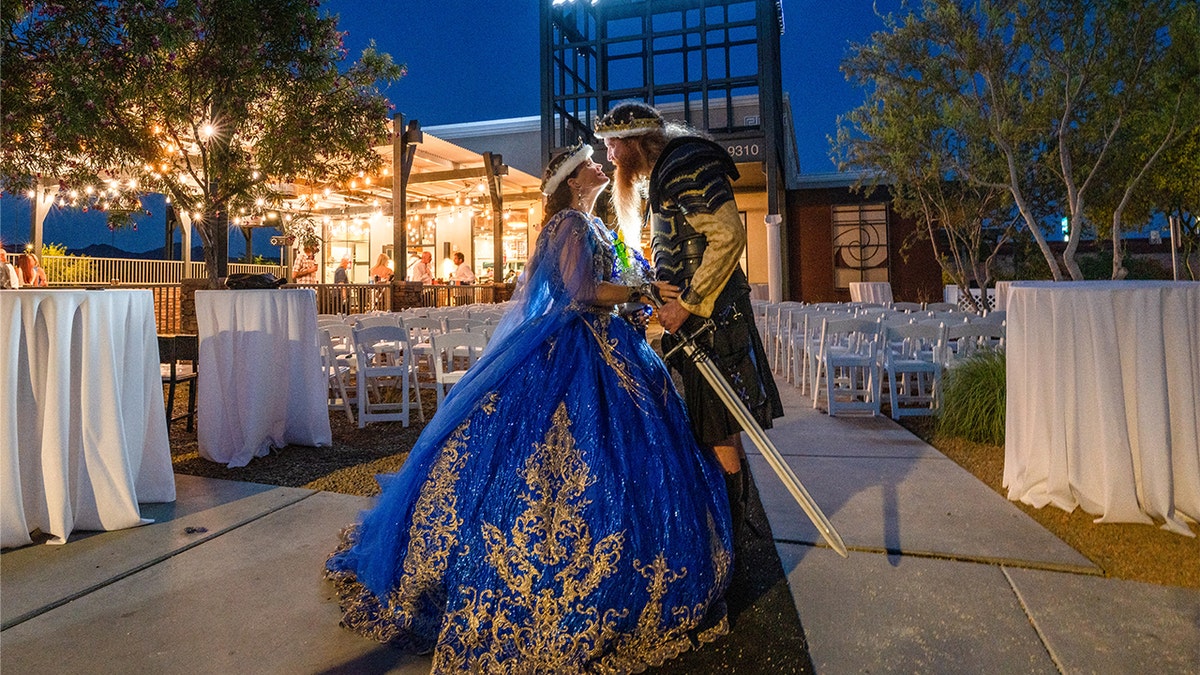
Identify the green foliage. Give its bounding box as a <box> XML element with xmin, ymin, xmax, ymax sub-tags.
<box><xmin>1007</xmin><ymin>229</ymin><xmax>1055</xmax><ymax>281</ymax></box>
<box><xmin>1</xmin><ymin>0</ymin><xmax>404</xmax><ymax>281</ymax></box>
<box><xmin>1077</xmin><ymin>252</ymin><xmax>1172</xmax><ymax>281</ymax></box>
<box><xmin>937</xmin><ymin>349</ymin><xmax>1006</xmax><ymax>446</ymax></box>
<box><xmin>40</xmin><ymin>242</ymin><xmax>96</xmax><ymax>284</ymax></box>
<box><xmin>835</xmin><ymin>0</ymin><xmax>1199</xmax><ymax>283</ymax></box>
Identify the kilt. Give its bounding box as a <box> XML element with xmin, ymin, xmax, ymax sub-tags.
<box><xmin>662</xmin><ymin>285</ymin><xmax>783</xmax><ymax>446</ymax></box>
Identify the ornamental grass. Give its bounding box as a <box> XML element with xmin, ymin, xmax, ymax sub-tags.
<box><xmin>936</xmin><ymin>348</ymin><xmax>1006</xmax><ymax>446</ymax></box>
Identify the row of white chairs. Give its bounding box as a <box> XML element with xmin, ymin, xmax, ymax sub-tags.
<box><xmin>320</xmin><ymin>312</ymin><xmax>498</xmax><ymax>428</ymax></box>
<box><xmin>752</xmin><ymin>300</ymin><xmax>1005</xmax><ymax>419</ymax></box>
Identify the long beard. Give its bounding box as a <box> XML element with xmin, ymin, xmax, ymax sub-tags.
<box><xmin>611</xmin><ymin>163</ymin><xmax>649</xmax><ymax>250</ymax></box>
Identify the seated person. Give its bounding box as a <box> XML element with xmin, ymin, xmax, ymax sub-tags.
<box><xmin>450</xmin><ymin>252</ymin><xmax>476</xmax><ymax>285</ymax></box>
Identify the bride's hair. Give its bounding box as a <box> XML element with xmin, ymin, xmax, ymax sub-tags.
<box><xmin>541</xmin><ymin>169</ymin><xmax>583</xmax><ymax>228</ymax></box>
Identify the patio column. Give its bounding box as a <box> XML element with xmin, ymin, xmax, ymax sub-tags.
<box><xmin>28</xmin><ymin>178</ymin><xmax>54</xmax><ymax>256</ymax></box>
<box><xmin>766</xmin><ymin>213</ymin><xmax>782</xmax><ymax>303</ymax></box>
<box><xmin>178</xmin><ymin>210</ymin><xmax>194</xmax><ymax>275</ymax></box>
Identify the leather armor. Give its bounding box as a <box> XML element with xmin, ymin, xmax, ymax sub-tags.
<box><xmin>647</xmin><ymin>137</ymin><xmax>740</xmax><ymax>289</ymax></box>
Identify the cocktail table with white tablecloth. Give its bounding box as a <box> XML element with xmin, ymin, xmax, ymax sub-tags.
<box><xmin>195</xmin><ymin>289</ymin><xmax>331</xmax><ymax>468</ymax></box>
<box><xmin>1003</xmin><ymin>281</ymin><xmax>1200</xmax><ymax>535</ymax></box>
<box><xmin>1</xmin><ymin>289</ymin><xmax>176</xmax><ymax>548</ymax></box>
<box><xmin>849</xmin><ymin>281</ymin><xmax>893</xmax><ymax>304</ymax></box>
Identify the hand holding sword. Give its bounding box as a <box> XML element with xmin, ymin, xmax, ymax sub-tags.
<box><xmin>639</xmin><ymin>283</ymin><xmax>849</xmax><ymax>558</ymax></box>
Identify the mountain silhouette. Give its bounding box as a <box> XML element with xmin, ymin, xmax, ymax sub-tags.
<box><xmin>69</xmin><ymin>243</ymin><xmax>280</xmax><ymax>264</ymax></box>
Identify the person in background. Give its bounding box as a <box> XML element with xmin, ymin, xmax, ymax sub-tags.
<box><xmin>333</xmin><ymin>255</ymin><xmax>352</xmax><ymax>284</ymax></box>
<box><xmin>411</xmin><ymin>251</ymin><xmax>434</xmax><ymax>284</ymax></box>
<box><xmin>0</xmin><ymin>248</ymin><xmax>21</xmax><ymax>289</ymax></box>
<box><xmin>293</xmin><ymin>244</ymin><xmax>319</xmax><ymax>284</ymax></box>
<box><xmin>17</xmin><ymin>252</ymin><xmax>48</xmax><ymax>287</ymax></box>
<box><xmin>333</xmin><ymin>255</ymin><xmax>352</xmax><ymax>312</ymax></box>
<box><xmin>370</xmin><ymin>253</ymin><xmax>393</xmax><ymax>283</ymax></box>
<box><xmin>451</xmin><ymin>251</ymin><xmax>476</xmax><ymax>285</ymax></box>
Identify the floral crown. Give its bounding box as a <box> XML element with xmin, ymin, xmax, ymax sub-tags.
<box><xmin>593</xmin><ymin>102</ymin><xmax>664</xmax><ymax>139</ymax></box>
<box><xmin>541</xmin><ymin>141</ymin><xmax>594</xmax><ymax>196</ymax></box>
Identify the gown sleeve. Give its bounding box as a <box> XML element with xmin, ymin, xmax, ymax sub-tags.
<box><xmin>551</xmin><ymin>212</ymin><xmax>602</xmax><ymax>305</ymax></box>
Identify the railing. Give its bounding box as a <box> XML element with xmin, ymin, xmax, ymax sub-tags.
<box><xmin>43</xmin><ymin>255</ymin><xmax>285</xmax><ymax>285</ymax></box>
<box><xmin>943</xmin><ymin>285</ymin><xmax>997</xmax><ymax>311</ymax></box>
<box><xmin>34</xmin><ymin>255</ymin><xmax>505</xmax><ymax>330</ymax></box>
<box><xmin>286</xmin><ymin>283</ymin><xmax>392</xmax><ymax>314</ymax></box>
<box><xmin>419</xmin><ymin>284</ymin><xmax>497</xmax><ymax>307</ymax></box>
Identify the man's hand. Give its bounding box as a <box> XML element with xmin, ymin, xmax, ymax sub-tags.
<box><xmin>657</xmin><ymin>299</ymin><xmax>692</xmax><ymax>333</ymax></box>
<box><xmin>651</xmin><ymin>280</ymin><xmax>680</xmax><ymax>302</ymax></box>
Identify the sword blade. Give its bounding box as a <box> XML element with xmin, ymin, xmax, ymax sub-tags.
<box><xmin>681</xmin><ymin>341</ymin><xmax>849</xmax><ymax>558</ymax></box>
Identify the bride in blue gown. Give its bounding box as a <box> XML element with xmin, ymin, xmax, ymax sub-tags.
<box><xmin>325</xmin><ymin>143</ymin><xmax>732</xmax><ymax>672</ymax></box>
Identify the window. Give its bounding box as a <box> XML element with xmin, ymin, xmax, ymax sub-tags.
<box><xmin>832</xmin><ymin>204</ymin><xmax>889</xmax><ymax>290</ymax></box>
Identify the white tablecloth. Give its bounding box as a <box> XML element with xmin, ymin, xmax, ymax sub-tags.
<box><xmin>849</xmin><ymin>282</ymin><xmax>893</xmax><ymax>304</ymax></box>
<box><xmin>196</xmin><ymin>289</ymin><xmax>331</xmax><ymax>467</ymax></box>
<box><xmin>993</xmin><ymin>281</ymin><xmax>1015</xmax><ymax>312</ymax></box>
<box><xmin>1</xmin><ymin>289</ymin><xmax>175</xmax><ymax>547</ymax></box>
<box><xmin>1004</xmin><ymin>281</ymin><xmax>1200</xmax><ymax>534</ymax></box>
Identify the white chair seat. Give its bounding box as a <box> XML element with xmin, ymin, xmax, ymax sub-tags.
<box><xmin>812</xmin><ymin>316</ymin><xmax>883</xmax><ymax>416</ymax></box>
<box><xmin>431</xmin><ymin>331</ymin><xmax>489</xmax><ymax>406</ymax></box>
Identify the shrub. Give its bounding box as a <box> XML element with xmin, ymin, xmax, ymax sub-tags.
<box><xmin>40</xmin><ymin>242</ymin><xmax>97</xmax><ymax>284</ymax></box>
<box><xmin>937</xmin><ymin>349</ymin><xmax>1006</xmax><ymax>445</ymax></box>
<box><xmin>1077</xmin><ymin>251</ymin><xmax>1172</xmax><ymax>280</ymax></box>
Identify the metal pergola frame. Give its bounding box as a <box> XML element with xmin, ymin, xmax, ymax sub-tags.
<box><xmin>539</xmin><ymin>0</ymin><xmax>787</xmax><ymax>217</ymax></box>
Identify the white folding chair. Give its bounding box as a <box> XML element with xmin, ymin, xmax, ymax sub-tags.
<box><xmin>751</xmin><ymin>299</ymin><xmax>770</xmax><ymax>342</ymax></box>
<box><xmin>353</xmin><ymin>323</ymin><xmax>422</xmax><ymax>427</ymax></box>
<box><xmin>924</xmin><ymin>302</ymin><xmax>958</xmax><ymax>312</ymax></box>
<box><xmin>883</xmin><ymin>322</ymin><xmax>945</xmax><ymax>420</ymax></box>
<box><xmin>941</xmin><ymin>322</ymin><xmax>1006</xmax><ymax>369</ymax></box>
<box><xmin>403</xmin><ymin>316</ymin><xmax>444</xmax><ymax>389</ymax></box>
<box><xmin>431</xmin><ymin>331</ymin><xmax>489</xmax><ymax>405</ymax></box>
<box><xmin>445</xmin><ymin>317</ymin><xmax>487</xmax><ymax>333</ymax></box>
<box><xmin>772</xmin><ymin>303</ymin><xmax>805</xmax><ymax>380</ymax></box>
<box><xmin>355</xmin><ymin>314</ymin><xmax>402</xmax><ymax>330</ymax></box>
<box><xmin>812</xmin><ymin>316</ymin><xmax>883</xmax><ymax>416</ymax></box>
<box><xmin>320</xmin><ymin>327</ymin><xmax>356</xmax><ymax>423</ymax></box>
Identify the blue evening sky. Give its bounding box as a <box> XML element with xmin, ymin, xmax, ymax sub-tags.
<box><xmin>0</xmin><ymin>1</ymin><xmax>901</xmax><ymax>254</ymax></box>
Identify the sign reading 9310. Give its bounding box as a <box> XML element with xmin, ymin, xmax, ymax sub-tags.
<box><xmin>723</xmin><ymin>137</ymin><xmax>764</xmax><ymax>161</ymax></box>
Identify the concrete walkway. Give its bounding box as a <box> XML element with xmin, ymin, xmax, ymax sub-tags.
<box><xmin>3</xmin><ymin>382</ymin><xmax>1197</xmax><ymax>674</ymax></box>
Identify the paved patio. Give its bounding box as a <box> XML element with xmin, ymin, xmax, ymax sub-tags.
<box><xmin>3</xmin><ymin>382</ymin><xmax>1197</xmax><ymax>673</ymax></box>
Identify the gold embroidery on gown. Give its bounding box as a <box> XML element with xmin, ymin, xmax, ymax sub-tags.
<box><xmin>432</xmin><ymin>402</ymin><xmax>728</xmax><ymax>673</ymax></box>
<box><xmin>582</xmin><ymin>314</ymin><xmax>648</xmax><ymax>411</ymax></box>
<box><xmin>326</xmin><ymin>412</ymin><xmax>478</xmax><ymax>648</ymax></box>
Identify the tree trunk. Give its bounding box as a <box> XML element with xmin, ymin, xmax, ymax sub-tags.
<box><xmin>999</xmin><ymin>143</ymin><xmax>1064</xmax><ymax>280</ymax></box>
<box><xmin>1062</xmin><ymin>212</ymin><xmax>1085</xmax><ymax>280</ymax></box>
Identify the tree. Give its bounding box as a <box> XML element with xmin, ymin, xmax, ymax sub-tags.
<box><xmin>1140</xmin><ymin>126</ymin><xmax>1200</xmax><ymax>280</ymax></box>
<box><xmin>1</xmin><ymin>0</ymin><xmax>403</xmax><ymax>284</ymax></box>
<box><xmin>835</xmin><ymin>0</ymin><xmax>1196</xmax><ymax>282</ymax></box>
<box><xmin>835</xmin><ymin>6</ymin><xmax>1019</xmax><ymax>309</ymax></box>
<box><xmin>1031</xmin><ymin>0</ymin><xmax>1199</xmax><ymax>280</ymax></box>
<box><xmin>1082</xmin><ymin>4</ymin><xmax>1200</xmax><ymax>278</ymax></box>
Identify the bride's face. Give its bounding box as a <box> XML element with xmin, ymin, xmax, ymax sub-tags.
<box><xmin>570</xmin><ymin>158</ymin><xmax>610</xmax><ymax>198</ymax></box>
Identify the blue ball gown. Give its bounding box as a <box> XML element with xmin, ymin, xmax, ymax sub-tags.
<box><xmin>325</xmin><ymin>209</ymin><xmax>733</xmax><ymax>672</ymax></box>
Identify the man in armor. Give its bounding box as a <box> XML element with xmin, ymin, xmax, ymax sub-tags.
<box><xmin>596</xmin><ymin>101</ymin><xmax>783</xmax><ymax>543</ymax></box>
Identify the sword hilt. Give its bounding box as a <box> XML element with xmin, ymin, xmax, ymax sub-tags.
<box><xmin>640</xmin><ymin>283</ymin><xmax>715</xmax><ymax>361</ymax></box>
<box><xmin>661</xmin><ymin>319</ymin><xmax>715</xmax><ymax>362</ymax></box>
